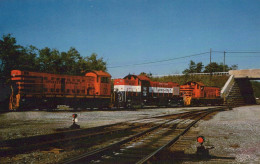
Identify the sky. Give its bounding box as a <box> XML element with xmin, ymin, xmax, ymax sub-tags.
<box><xmin>1</xmin><ymin>0</ymin><xmax>260</xmax><ymax>78</ymax></box>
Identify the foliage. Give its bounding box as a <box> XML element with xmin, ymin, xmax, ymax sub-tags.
<box><xmin>251</xmin><ymin>81</ymin><xmax>260</xmax><ymax>98</ymax></box>
<box><xmin>0</xmin><ymin>34</ymin><xmax>107</xmax><ymax>82</ymax></box>
<box><xmin>182</xmin><ymin>61</ymin><xmax>203</xmax><ymax>74</ymax></box>
<box><xmin>203</xmin><ymin>62</ymin><xmax>237</xmax><ymax>73</ymax></box>
<box><xmin>151</xmin><ymin>75</ymin><xmax>229</xmax><ymax>88</ymax></box>
<box><xmin>182</xmin><ymin>60</ymin><xmax>238</xmax><ymax>74</ymax></box>
<box><xmin>139</xmin><ymin>72</ymin><xmax>152</xmax><ymax>78</ymax></box>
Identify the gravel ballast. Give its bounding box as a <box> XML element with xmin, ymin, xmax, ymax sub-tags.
<box><xmin>196</xmin><ymin>105</ymin><xmax>260</xmax><ymax>163</ymax></box>
<box><xmin>0</xmin><ymin>105</ymin><xmax>259</xmax><ymax>163</ymax></box>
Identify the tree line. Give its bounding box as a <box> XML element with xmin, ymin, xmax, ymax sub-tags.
<box><xmin>0</xmin><ymin>34</ymin><xmax>106</xmax><ymax>82</ymax></box>
<box><xmin>182</xmin><ymin>60</ymin><xmax>238</xmax><ymax>74</ymax></box>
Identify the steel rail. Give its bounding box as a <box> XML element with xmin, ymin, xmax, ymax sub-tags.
<box><xmin>61</xmin><ymin>109</ymin><xmax>210</xmax><ymax>164</ymax></box>
<box><xmin>136</xmin><ymin>107</ymin><xmax>222</xmax><ymax>164</ymax></box>
<box><xmin>0</xmin><ymin>109</ymin><xmax>203</xmax><ymax>156</ymax></box>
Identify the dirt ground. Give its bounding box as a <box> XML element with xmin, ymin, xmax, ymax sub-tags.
<box><xmin>0</xmin><ymin>105</ymin><xmax>260</xmax><ymax>163</ymax></box>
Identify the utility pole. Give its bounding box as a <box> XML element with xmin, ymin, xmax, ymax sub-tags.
<box><xmin>210</xmin><ymin>48</ymin><xmax>212</xmax><ymax>64</ymax></box>
<box><xmin>223</xmin><ymin>51</ymin><xmax>226</xmax><ymax>72</ymax></box>
<box><xmin>210</xmin><ymin>48</ymin><xmax>212</xmax><ymax>75</ymax></box>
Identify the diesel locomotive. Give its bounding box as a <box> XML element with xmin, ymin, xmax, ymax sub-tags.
<box><xmin>9</xmin><ymin>70</ymin><xmax>111</xmax><ymax>110</ymax></box>
<box><xmin>7</xmin><ymin>70</ymin><xmax>222</xmax><ymax>110</ymax></box>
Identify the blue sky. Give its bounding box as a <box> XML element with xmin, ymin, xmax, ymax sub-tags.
<box><xmin>1</xmin><ymin>0</ymin><xmax>260</xmax><ymax>78</ymax></box>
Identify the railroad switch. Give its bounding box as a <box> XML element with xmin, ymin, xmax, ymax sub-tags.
<box><xmin>196</xmin><ymin>136</ymin><xmax>213</xmax><ymax>159</ymax></box>
<box><xmin>70</xmin><ymin>114</ymin><xmax>80</xmax><ymax>129</ymax></box>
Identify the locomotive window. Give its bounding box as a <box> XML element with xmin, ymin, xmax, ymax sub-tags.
<box><xmin>56</xmin><ymin>89</ymin><xmax>59</xmax><ymax>92</ymax></box>
<box><xmin>61</xmin><ymin>89</ymin><xmax>65</xmax><ymax>92</ymax></box>
<box><xmin>82</xmin><ymin>80</ymin><xmax>85</xmax><ymax>82</ymax></box>
<box><xmin>51</xmin><ymin>77</ymin><xmax>55</xmax><ymax>80</ymax></box>
<box><xmin>197</xmin><ymin>85</ymin><xmax>199</xmax><ymax>89</ymax></box>
<box><xmin>72</xmin><ymin>89</ymin><xmax>75</xmax><ymax>93</ymax></box>
<box><xmin>57</xmin><ymin>78</ymin><xmax>60</xmax><ymax>81</ymax></box>
<box><xmin>77</xmin><ymin>79</ymin><xmax>80</xmax><ymax>82</ymax></box>
<box><xmin>44</xmin><ymin>77</ymin><xmax>48</xmax><ymax>80</ymax></box>
<box><xmin>67</xmin><ymin>89</ymin><xmax>70</xmax><ymax>93</ymax></box>
<box><xmin>101</xmin><ymin>77</ymin><xmax>109</xmax><ymax>83</ymax></box>
<box><xmin>44</xmin><ymin>88</ymin><xmax>48</xmax><ymax>92</ymax></box>
<box><xmin>77</xmin><ymin>90</ymin><xmax>80</xmax><ymax>93</ymax></box>
<box><xmin>81</xmin><ymin>90</ymin><xmax>85</xmax><ymax>93</ymax></box>
<box><xmin>51</xmin><ymin>88</ymin><xmax>54</xmax><ymax>92</ymax></box>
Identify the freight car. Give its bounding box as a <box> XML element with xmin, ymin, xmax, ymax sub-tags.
<box><xmin>180</xmin><ymin>81</ymin><xmax>223</xmax><ymax>106</ymax></box>
<box><xmin>113</xmin><ymin>74</ymin><xmax>182</xmax><ymax>108</ymax></box>
<box><xmin>9</xmin><ymin>70</ymin><xmax>111</xmax><ymax>110</ymax></box>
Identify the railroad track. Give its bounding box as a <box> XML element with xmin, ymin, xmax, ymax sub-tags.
<box><xmin>61</xmin><ymin>107</ymin><xmax>224</xmax><ymax>163</ymax></box>
<box><xmin>0</xmin><ymin>108</ymin><xmax>209</xmax><ymax>157</ymax></box>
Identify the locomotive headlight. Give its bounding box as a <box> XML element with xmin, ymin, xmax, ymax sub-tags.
<box><xmin>22</xmin><ymin>99</ymin><xmax>25</xmax><ymax>102</ymax></box>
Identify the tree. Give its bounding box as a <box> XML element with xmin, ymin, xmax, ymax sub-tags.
<box><xmin>182</xmin><ymin>60</ymin><xmax>203</xmax><ymax>74</ymax></box>
<box><xmin>82</xmin><ymin>53</ymin><xmax>107</xmax><ymax>73</ymax></box>
<box><xmin>1</xmin><ymin>34</ymin><xmax>107</xmax><ymax>79</ymax></box>
<box><xmin>196</xmin><ymin>62</ymin><xmax>203</xmax><ymax>73</ymax></box>
<box><xmin>0</xmin><ymin>34</ymin><xmax>38</xmax><ymax>80</ymax></box>
<box><xmin>139</xmin><ymin>72</ymin><xmax>152</xmax><ymax>77</ymax></box>
<box><xmin>203</xmin><ymin>62</ymin><xmax>238</xmax><ymax>73</ymax></box>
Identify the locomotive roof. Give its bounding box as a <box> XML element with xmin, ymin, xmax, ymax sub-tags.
<box><xmin>123</xmin><ymin>74</ymin><xmax>151</xmax><ymax>81</ymax></box>
<box><xmin>184</xmin><ymin>81</ymin><xmax>205</xmax><ymax>86</ymax></box>
<box><xmin>86</xmin><ymin>70</ymin><xmax>111</xmax><ymax>77</ymax></box>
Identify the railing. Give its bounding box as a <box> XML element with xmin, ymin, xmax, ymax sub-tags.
<box><xmin>221</xmin><ymin>75</ymin><xmax>234</xmax><ymax>98</ymax></box>
<box><xmin>153</xmin><ymin>72</ymin><xmax>229</xmax><ymax>77</ymax></box>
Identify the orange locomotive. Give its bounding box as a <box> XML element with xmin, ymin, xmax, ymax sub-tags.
<box><xmin>180</xmin><ymin>81</ymin><xmax>223</xmax><ymax>106</ymax></box>
<box><xmin>9</xmin><ymin>70</ymin><xmax>111</xmax><ymax>110</ymax></box>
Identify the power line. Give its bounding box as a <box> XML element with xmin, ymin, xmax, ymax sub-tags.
<box><xmin>107</xmin><ymin>51</ymin><xmax>209</xmax><ymax>68</ymax></box>
<box><xmin>212</xmin><ymin>50</ymin><xmax>260</xmax><ymax>54</ymax></box>
<box><xmin>225</xmin><ymin>51</ymin><xmax>260</xmax><ymax>53</ymax></box>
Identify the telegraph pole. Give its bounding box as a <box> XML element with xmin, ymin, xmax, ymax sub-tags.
<box><xmin>210</xmin><ymin>48</ymin><xmax>212</xmax><ymax>64</ymax></box>
<box><xmin>223</xmin><ymin>51</ymin><xmax>226</xmax><ymax>72</ymax></box>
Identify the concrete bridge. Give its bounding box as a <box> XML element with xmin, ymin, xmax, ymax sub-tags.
<box><xmin>221</xmin><ymin>69</ymin><xmax>260</xmax><ymax>106</ymax></box>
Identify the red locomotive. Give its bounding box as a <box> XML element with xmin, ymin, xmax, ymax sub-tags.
<box><xmin>113</xmin><ymin>74</ymin><xmax>182</xmax><ymax>108</ymax></box>
<box><xmin>9</xmin><ymin>70</ymin><xmax>111</xmax><ymax>110</ymax></box>
<box><xmin>180</xmin><ymin>81</ymin><xmax>222</xmax><ymax>106</ymax></box>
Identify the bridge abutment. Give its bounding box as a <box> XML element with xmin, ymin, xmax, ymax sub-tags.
<box><xmin>225</xmin><ymin>78</ymin><xmax>256</xmax><ymax>106</ymax></box>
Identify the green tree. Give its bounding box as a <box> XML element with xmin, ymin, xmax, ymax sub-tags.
<box><xmin>204</xmin><ymin>62</ymin><xmax>238</xmax><ymax>73</ymax></box>
<box><xmin>1</xmin><ymin>34</ymin><xmax>107</xmax><ymax>78</ymax></box>
<box><xmin>182</xmin><ymin>60</ymin><xmax>203</xmax><ymax>74</ymax></box>
<box><xmin>196</xmin><ymin>62</ymin><xmax>203</xmax><ymax>73</ymax></box>
<box><xmin>82</xmin><ymin>53</ymin><xmax>107</xmax><ymax>73</ymax></box>
<box><xmin>139</xmin><ymin>72</ymin><xmax>152</xmax><ymax>77</ymax></box>
<box><xmin>0</xmin><ymin>34</ymin><xmax>37</xmax><ymax>80</ymax></box>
